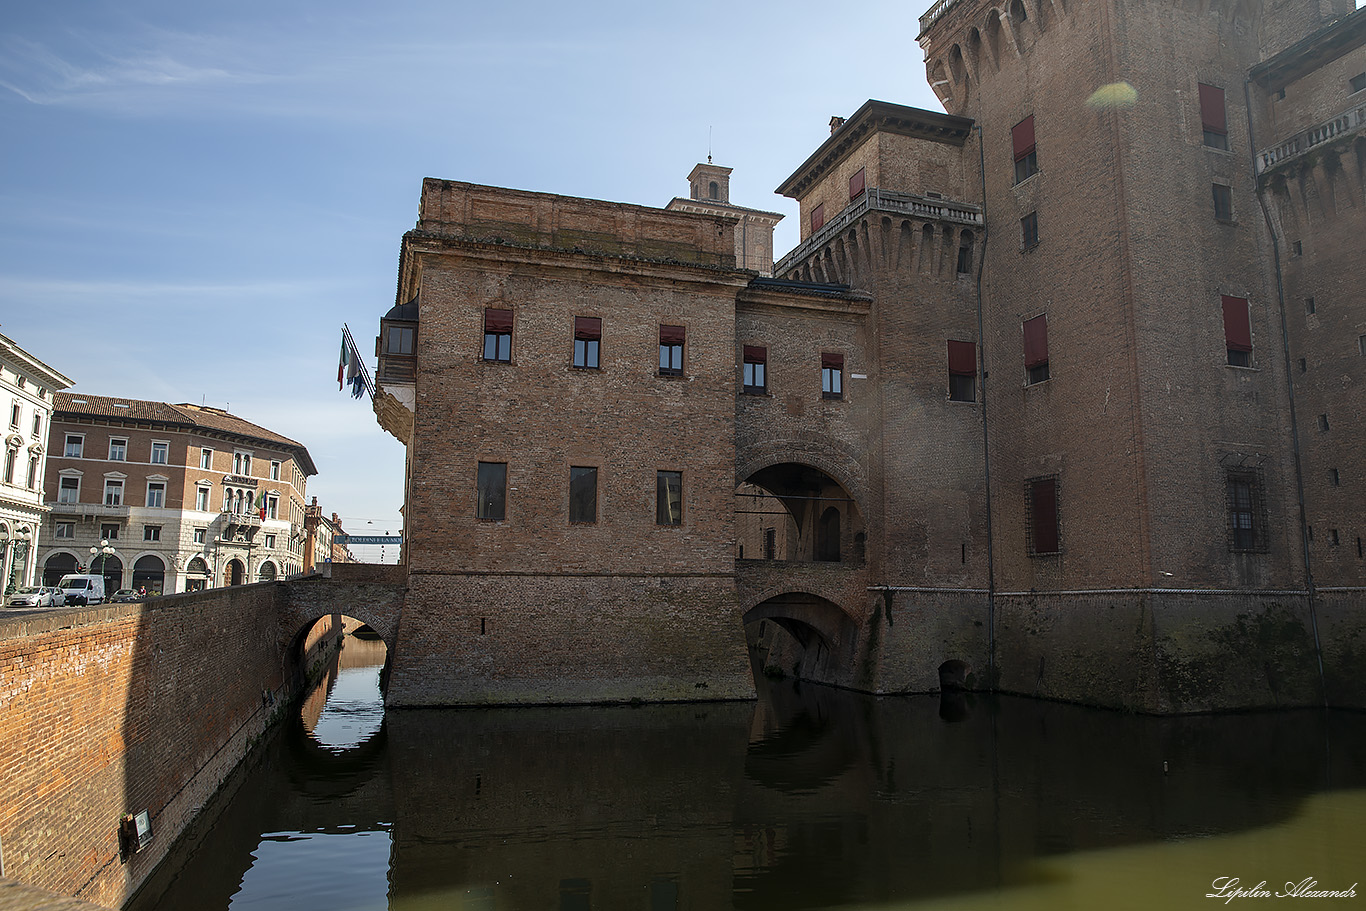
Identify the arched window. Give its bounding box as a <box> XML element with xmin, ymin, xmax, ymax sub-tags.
<box><xmin>709</xmin><ymin>181</ymin><xmax>719</xmax><ymax>199</ymax></box>
<box><xmin>258</xmin><ymin>561</ymin><xmax>277</xmax><ymax>581</ymax></box>
<box><xmin>132</xmin><ymin>555</ymin><xmax>166</xmax><ymax>595</ymax></box>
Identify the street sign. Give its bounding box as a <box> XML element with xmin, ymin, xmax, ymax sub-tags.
<box><xmin>334</xmin><ymin>535</ymin><xmax>402</xmax><ymax>546</ymax></box>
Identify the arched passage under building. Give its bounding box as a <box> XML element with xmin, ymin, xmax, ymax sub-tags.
<box><xmin>735</xmin><ymin>463</ymin><xmax>865</xmax><ymax>565</ymax></box>
<box><xmin>743</xmin><ymin>592</ymin><xmax>861</xmax><ymax>688</ymax></box>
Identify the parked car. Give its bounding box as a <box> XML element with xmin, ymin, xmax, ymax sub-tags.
<box><xmin>8</xmin><ymin>586</ymin><xmax>64</xmax><ymax>608</ymax></box>
<box><xmin>110</xmin><ymin>589</ymin><xmax>143</xmax><ymax>603</ymax></box>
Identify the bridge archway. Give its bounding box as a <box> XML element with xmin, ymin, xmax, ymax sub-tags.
<box><xmin>743</xmin><ymin>592</ymin><xmax>860</xmax><ymax>687</ymax></box>
<box><xmin>735</xmin><ymin>462</ymin><xmax>864</xmax><ymax>565</ymax></box>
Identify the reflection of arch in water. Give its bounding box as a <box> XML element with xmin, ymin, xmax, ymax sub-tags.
<box><xmin>735</xmin><ymin>462</ymin><xmax>864</xmax><ymax>565</ymax></box>
<box><xmin>744</xmin><ymin>592</ymin><xmax>860</xmax><ymax>687</ymax></box>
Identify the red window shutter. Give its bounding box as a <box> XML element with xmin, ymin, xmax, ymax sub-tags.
<box><xmin>1199</xmin><ymin>84</ymin><xmax>1227</xmax><ymax>134</ymax></box>
<box><xmin>947</xmin><ymin>340</ymin><xmax>976</xmax><ymax>376</ymax></box>
<box><xmin>1023</xmin><ymin>315</ymin><xmax>1049</xmax><ymax>368</ymax></box>
<box><xmin>484</xmin><ymin>308</ymin><xmax>513</xmax><ymax>332</ymax></box>
<box><xmin>1012</xmin><ymin>115</ymin><xmax>1036</xmax><ymax>162</ymax></box>
<box><xmin>821</xmin><ymin>352</ymin><xmax>844</xmax><ymax>369</ymax></box>
<box><xmin>659</xmin><ymin>325</ymin><xmax>686</xmax><ymax>345</ymax></box>
<box><xmin>743</xmin><ymin>345</ymin><xmax>767</xmax><ymax>364</ymax></box>
<box><xmin>1222</xmin><ymin>296</ymin><xmax>1252</xmax><ymax>352</ymax></box>
<box><xmin>574</xmin><ymin>316</ymin><xmax>601</xmax><ymax>340</ymax></box>
<box><xmin>811</xmin><ymin>203</ymin><xmax>825</xmax><ymax>233</ymax></box>
<box><xmin>849</xmin><ymin>167</ymin><xmax>866</xmax><ymax>199</ymax></box>
<box><xmin>1031</xmin><ymin>478</ymin><xmax>1059</xmax><ymax>553</ymax></box>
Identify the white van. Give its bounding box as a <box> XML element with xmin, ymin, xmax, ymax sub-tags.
<box><xmin>58</xmin><ymin>574</ymin><xmax>106</xmax><ymax>606</ymax></box>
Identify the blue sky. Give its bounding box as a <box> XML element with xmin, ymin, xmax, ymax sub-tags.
<box><xmin>0</xmin><ymin>0</ymin><xmax>940</xmax><ymax>548</ymax></box>
<box><xmin>5</xmin><ymin>1</ymin><xmax>1351</xmax><ymax>550</ymax></box>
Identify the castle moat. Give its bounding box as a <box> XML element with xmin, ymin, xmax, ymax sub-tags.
<box><xmin>128</xmin><ymin>634</ymin><xmax>1366</xmax><ymax>910</ymax></box>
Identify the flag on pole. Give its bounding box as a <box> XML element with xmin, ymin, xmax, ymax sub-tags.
<box><xmin>337</xmin><ymin>333</ymin><xmax>349</xmax><ymax>390</ymax></box>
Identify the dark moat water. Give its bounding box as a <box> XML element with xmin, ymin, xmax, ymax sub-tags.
<box><xmin>129</xmin><ymin>637</ymin><xmax>1366</xmax><ymax>910</ymax></box>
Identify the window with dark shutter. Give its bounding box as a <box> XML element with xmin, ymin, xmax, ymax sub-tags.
<box><xmin>743</xmin><ymin>345</ymin><xmax>767</xmax><ymax>393</ymax></box>
<box><xmin>849</xmin><ymin>167</ymin><xmax>866</xmax><ymax>200</ymax></box>
<box><xmin>811</xmin><ymin>203</ymin><xmax>825</xmax><ymax>233</ymax></box>
<box><xmin>573</xmin><ymin>316</ymin><xmax>601</xmax><ymax>368</ymax></box>
<box><xmin>821</xmin><ymin>352</ymin><xmax>844</xmax><ymax>399</ymax></box>
<box><xmin>569</xmin><ymin>466</ymin><xmax>597</xmax><ymax>523</ymax></box>
<box><xmin>1199</xmin><ymin>83</ymin><xmax>1228</xmax><ymax>149</ymax></box>
<box><xmin>1021</xmin><ymin>211</ymin><xmax>1039</xmax><ymax>248</ymax></box>
<box><xmin>659</xmin><ymin>325</ymin><xmax>685</xmax><ymax>375</ymax></box>
<box><xmin>1023</xmin><ymin>315</ymin><xmax>1049</xmax><ymax>385</ymax></box>
<box><xmin>1028</xmin><ymin>477</ymin><xmax>1060</xmax><ymax>555</ymax></box>
<box><xmin>1013</xmin><ymin>115</ymin><xmax>1038</xmax><ymax>183</ymax></box>
<box><xmin>1222</xmin><ymin>295</ymin><xmax>1252</xmax><ymax>367</ymax></box>
<box><xmin>483</xmin><ymin>308</ymin><xmax>513</xmax><ymax>362</ymax></box>
<box><xmin>1212</xmin><ymin>184</ymin><xmax>1233</xmax><ymax>221</ymax></box>
<box><xmin>476</xmin><ymin>461</ymin><xmax>507</xmax><ymax>520</ymax></box>
<box><xmin>948</xmin><ymin>340</ymin><xmax>977</xmax><ymax>401</ymax></box>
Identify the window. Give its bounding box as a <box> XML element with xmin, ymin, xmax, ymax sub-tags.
<box><xmin>101</xmin><ymin>523</ymin><xmax>119</xmax><ymax>541</ymax></box>
<box><xmin>821</xmin><ymin>352</ymin><xmax>844</xmax><ymax>400</ymax></box>
<box><xmin>709</xmin><ymin>180</ymin><xmax>719</xmax><ymax>199</ymax></box>
<box><xmin>573</xmin><ymin>317</ymin><xmax>601</xmax><ymax>369</ymax></box>
<box><xmin>1021</xmin><ymin>212</ymin><xmax>1039</xmax><ymax>249</ymax></box>
<box><xmin>31</xmin><ymin>413</ymin><xmax>41</xmax><ymax>438</ymax></box>
<box><xmin>1227</xmin><ymin>470</ymin><xmax>1265</xmax><ymax>552</ymax></box>
<box><xmin>270</xmin><ymin>460</ymin><xmax>281</xmax><ymax>481</ymax></box>
<box><xmin>743</xmin><ymin>346</ymin><xmax>767</xmax><ymax>394</ymax></box>
<box><xmin>1331</xmin><ymin>529</ymin><xmax>1341</xmax><ymax>546</ymax></box>
<box><xmin>1305</xmin><ymin>297</ymin><xmax>1315</xmax><ymax>315</ymax></box>
<box><xmin>956</xmin><ymin>233</ymin><xmax>973</xmax><ymax>274</ymax></box>
<box><xmin>233</xmin><ymin>451</ymin><xmax>252</xmax><ymax>476</ymax></box>
<box><xmin>849</xmin><ymin>167</ymin><xmax>866</xmax><ymax>199</ymax></box>
<box><xmin>1013</xmin><ymin>115</ymin><xmax>1038</xmax><ymax>183</ymax></box>
<box><xmin>266</xmin><ymin>495</ymin><xmax>279</xmax><ymax>520</ymax></box>
<box><xmin>1330</xmin><ymin>468</ymin><xmax>1340</xmax><ymax>487</ymax></box>
<box><xmin>1212</xmin><ymin>184</ymin><xmax>1233</xmax><ymax>221</ymax></box>
<box><xmin>146</xmin><ymin>482</ymin><xmax>165</xmax><ymax>508</ymax></box>
<box><xmin>64</xmin><ymin>435</ymin><xmax>83</xmax><ymax>458</ymax></box>
<box><xmin>195</xmin><ymin>487</ymin><xmax>210</xmax><ymax>511</ymax></box>
<box><xmin>8</xmin><ymin>401</ymin><xmax>18</xmax><ymax>429</ymax></box>
<box><xmin>1199</xmin><ymin>83</ymin><xmax>1228</xmax><ymax>149</ymax></box>
<box><xmin>1360</xmin><ymin>335</ymin><xmax>1366</xmax><ymax>357</ymax></box>
<box><xmin>1222</xmin><ymin>296</ymin><xmax>1253</xmax><ymax>367</ymax></box>
<box><xmin>483</xmin><ymin>308</ymin><xmax>513</xmax><ymax>362</ymax></box>
<box><xmin>1299</xmin><ymin>358</ymin><xmax>1307</xmax><ymax>373</ymax></box>
<box><xmin>200</xmin><ymin>448</ymin><xmax>214</xmax><ymax>470</ymax></box>
<box><xmin>26</xmin><ymin>456</ymin><xmax>38</xmax><ymax>489</ymax></box>
<box><xmin>143</xmin><ymin>525</ymin><xmax>161</xmax><ymax>542</ymax></box>
<box><xmin>810</xmin><ymin>203</ymin><xmax>825</xmax><ymax>233</ymax></box>
<box><xmin>151</xmin><ymin>441</ymin><xmax>168</xmax><ymax>464</ymax></box>
<box><xmin>1027</xmin><ymin>476</ymin><xmax>1060</xmax><ymax>555</ymax></box>
<box><xmin>108</xmin><ymin>438</ymin><xmax>127</xmax><ymax>461</ymax></box>
<box><xmin>476</xmin><ymin>461</ymin><xmax>507</xmax><ymax>520</ymax></box>
<box><xmin>569</xmin><ymin>466</ymin><xmax>597</xmax><ymax>523</ymax></box>
<box><xmin>194</xmin><ymin>528</ymin><xmax>206</xmax><ymax>544</ymax></box>
<box><xmin>1318</xmin><ymin>413</ymin><xmax>1329</xmax><ymax>432</ymax></box>
<box><xmin>104</xmin><ymin>479</ymin><xmax>124</xmax><ymax>506</ymax></box>
<box><xmin>656</xmin><ymin>470</ymin><xmax>683</xmax><ymax>526</ymax></box>
<box><xmin>3</xmin><ymin>448</ymin><xmax>15</xmax><ymax>484</ymax></box>
<box><xmin>58</xmin><ymin>476</ymin><xmax>79</xmax><ymax>504</ymax></box>
<box><xmin>264</xmin><ymin>533</ymin><xmax>275</xmax><ymax>548</ymax></box>
<box><xmin>1024</xmin><ymin>315</ymin><xmax>1050</xmax><ymax>384</ymax></box>
<box><xmin>1292</xmin><ymin>240</ymin><xmax>1302</xmax><ymax>256</ymax></box>
<box><xmin>1350</xmin><ymin>72</ymin><xmax>1366</xmax><ymax>94</ymax></box>
<box><xmin>948</xmin><ymin>340</ymin><xmax>977</xmax><ymax>402</ymax></box>
<box><xmin>659</xmin><ymin>325</ymin><xmax>685</xmax><ymax>376</ymax></box>
<box><xmin>55</xmin><ymin>522</ymin><xmax>73</xmax><ymax>539</ymax></box>
<box><xmin>385</xmin><ymin>324</ymin><xmax>415</xmax><ymax>355</ymax></box>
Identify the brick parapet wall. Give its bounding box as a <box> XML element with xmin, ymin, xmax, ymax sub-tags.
<box><xmin>0</xmin><ymin>584</ymin><xmax>293</xmax><ymax>908</ymax></box>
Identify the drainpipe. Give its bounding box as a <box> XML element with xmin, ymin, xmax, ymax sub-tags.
<box><xmin>1244</xmin><ymin>78</ymin><xmax>1326</xmax><ymax>707</ymax></box>
<box><xmin>974</xmin><ymin>122</ymin><xmax>997</xmax><ymax>686</ymax></box>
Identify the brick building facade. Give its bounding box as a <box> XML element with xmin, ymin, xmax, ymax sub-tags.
<box><xmin>38</xmin><ymin>395</ymin><xmax>316</xmax><ymax>594</ymax></box>
<box><xmin>375</xmin><ymin>0</ymin><xmax>1366</xmax><ymax>711</ymax></box>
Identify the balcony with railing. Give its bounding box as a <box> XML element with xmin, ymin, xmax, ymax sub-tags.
<box><xmin>1256</xmin><ymin>99</ymin><xmax>1366</xmax><ymax>174</ymax></box>
<box><xmin>50</xmin><ymin>501</ymin><xmax>129</xmax><ymax>519</ymax></box>
<box><xmin>773</xmin><ymin>187</ymin><xmax>983</xmax><ymax>277</ymax></box>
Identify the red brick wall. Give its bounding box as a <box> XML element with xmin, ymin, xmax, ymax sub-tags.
<box><xmin>0</xmin><ymin>586</ymin><xmax>288</xmax><ymax>908</ymax></box>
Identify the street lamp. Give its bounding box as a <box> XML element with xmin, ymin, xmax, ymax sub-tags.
<box><xmin>89</xmin><ymin>538</ymin><xmax>117</xmax><ymax>588</ymax></box>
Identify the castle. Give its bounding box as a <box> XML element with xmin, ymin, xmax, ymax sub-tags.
<box><xmin>373</xmin><ymin>0</ymin><xmax>1366</xmax><ymax>712</ymax></box>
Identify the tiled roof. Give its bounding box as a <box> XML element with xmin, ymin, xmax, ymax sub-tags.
<box><xmin>52</xmin><ymin>392</ymin><xmax>316</xmax><ymax>474</ymax></box>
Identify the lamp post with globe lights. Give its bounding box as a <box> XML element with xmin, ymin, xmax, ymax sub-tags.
<box><xmin>89</xmin><ymin>538</ymin><xmax>117</xmax><ymax>598</ymax></box>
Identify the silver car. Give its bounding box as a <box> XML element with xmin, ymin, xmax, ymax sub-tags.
<box><xmin>7</xmin><ymin>586</ymin><xmax>64</xmax><ymax>608</ymax></box>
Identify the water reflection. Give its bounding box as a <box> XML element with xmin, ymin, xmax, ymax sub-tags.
<box><xmin>129</xmin><ymin>667</ymin><xmax>1366</xmax><ymax>911</ymax></box>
